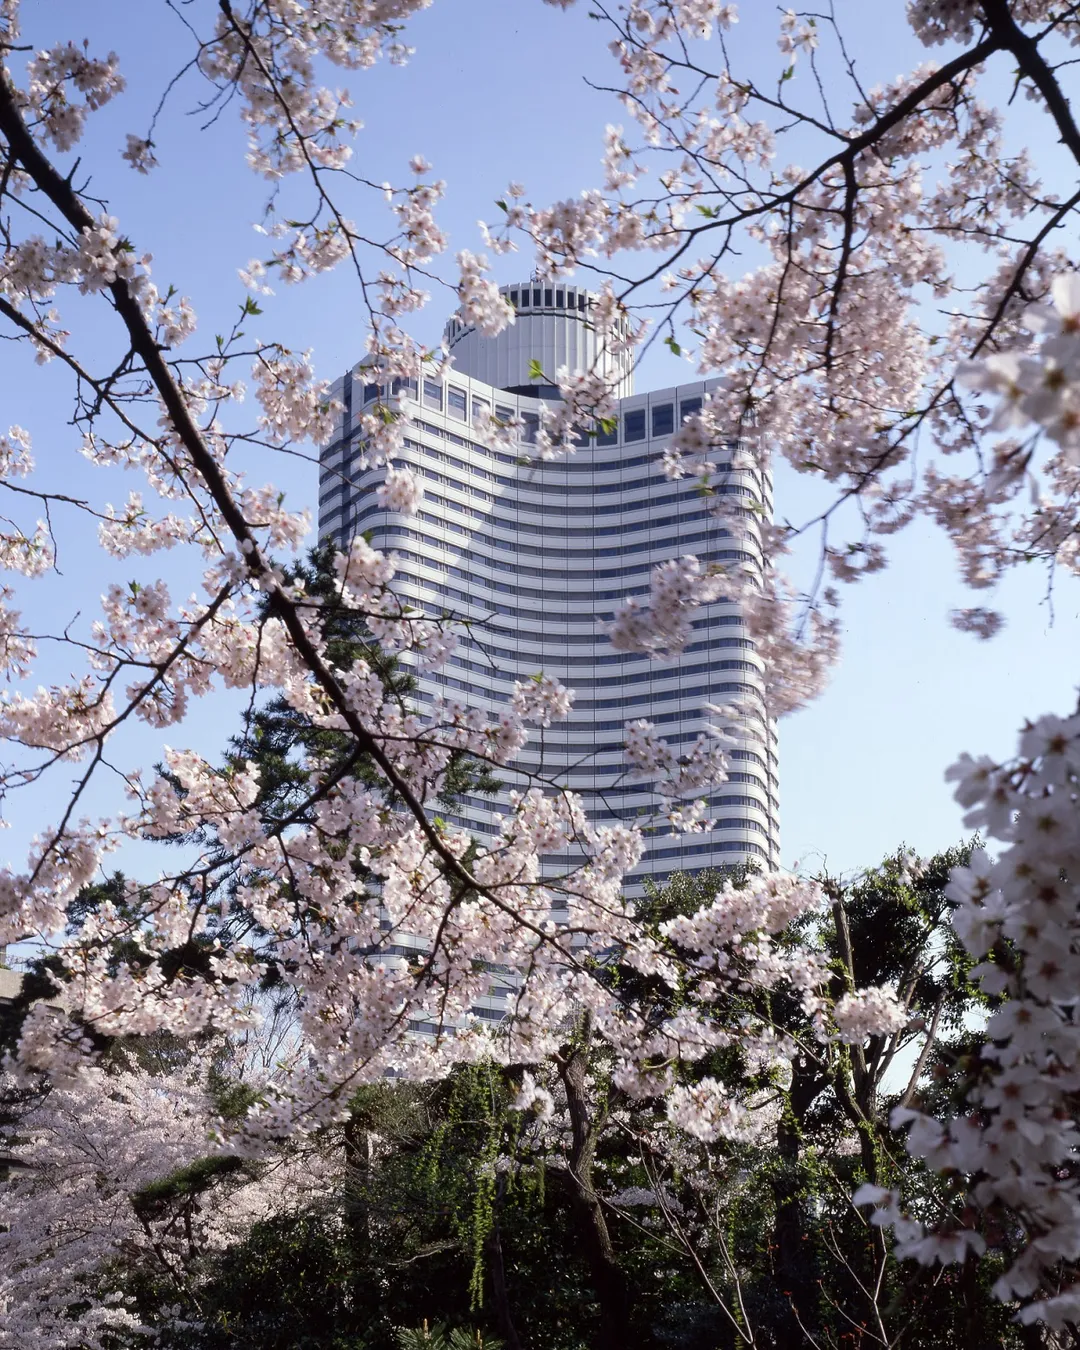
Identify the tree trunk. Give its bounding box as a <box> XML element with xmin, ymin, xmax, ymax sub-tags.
<box><xmin>557</xmin><ymin>1042</ymin><xmax>632</xmax><ymax>1350</ymax></box>
<box><xmin>487</xmin><ymin>1181</ymin><xmax>524</xmax><ymax>1350</ymax></box>
<box><xmin>342</xmin><ymin>1111</ymin><xmax>372</xmax><ymax>1318</ymax></box>
<box><xmin>770</xmin><ymin>1066</ymin><xmax>822</xmax><ymax>1350</ymax></box>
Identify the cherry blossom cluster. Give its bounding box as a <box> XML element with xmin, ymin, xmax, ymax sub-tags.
<box><xmin>665</xmin><ymin>1077</ymin><xmax>745</xmax><ymax>1142</ymax></box>
<box><xmin>510</xmin><ymin>674</ymin><xmax>575</xmax><ymax>728</ymax></box>
<box><xmin>607</xmin><ymin>556</ymin><xmax>727</xmax><ymax>659</ymax></box>
<box><xmin>197</xmin><ymin>1</ymin><xmax>433</xmax><ymax>180</ymax></box>
<box><xmin>0</xmin><ymin>1056</ymin><xmax>339</xmax><ymax>1347</ymax></box>
<box><xmin>21</xmin><ymin>40</ymin><xmax>124</xmax><ymax>152</ymax></box>
<box><xmin>456</xmin><ymin>249</ymin><xmax>514</xmax><ymax>336</ymax></box>
<box><xmin>254</xmin><ymin>347</ymin><xmax>342</xmax><ymax>446</ymax></box>
<box><xmin>624</xmin><ymin>717</ymin><xmax>730</xmax><ymax>800</ymax></box>
<box><xmin>499</xmin><ymin>0</ymin><xmax>1080</xmax><ymax>691</ymax></box>
<box><xmin>857</xmin><ymin>707</ymin><xmax>1080</xmax><ymax>1325</ymax></box>
<box><xmin>831</xmin><ymin>984</ymin><xmax>909</xmax><ymax>1045</ymax></box>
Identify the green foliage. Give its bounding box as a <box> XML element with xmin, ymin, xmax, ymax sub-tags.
<box><xmin>132</xmin><ymin>1154</ymin><xmax>247</xmax><ymax>1220</ymax></box>
<box><xmin>396</xmin><ymin>1324</ymin><xmax>502</xmax><ymax>1350</ymax></box>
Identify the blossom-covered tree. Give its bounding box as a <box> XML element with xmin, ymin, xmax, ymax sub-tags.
<box><xmin>1</xmin><ymin>0</ymin><xmax>1080</xmax><ymax>1338</ymax></box>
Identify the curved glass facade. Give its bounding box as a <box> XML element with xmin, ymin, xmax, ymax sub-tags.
<box><xmin>320</xmin><ymin>286</ymin><xmax>779</xmax><ymax>889</ymax></box>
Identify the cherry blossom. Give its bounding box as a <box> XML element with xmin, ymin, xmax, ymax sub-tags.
<box><xmin>832</xmin><ymin>984</ymin><xmax>909</xmax><ymax>1045</ymax></box>
<box><xmin>2</xmin><ymin>4</ymin><xmax>1080</xmax><ymax>1334</ymax></box>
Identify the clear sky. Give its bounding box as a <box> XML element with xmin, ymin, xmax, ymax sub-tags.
<box><xmin>3</xmin><ymin>0</ymin><xmax>1078</xmax><ymax>886</ymax></box>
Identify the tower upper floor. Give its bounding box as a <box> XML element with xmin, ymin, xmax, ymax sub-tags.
<box><xmin>444</xmin><ymin>281</ymin><xmax>635</xmax><ymax>401</ymax></box>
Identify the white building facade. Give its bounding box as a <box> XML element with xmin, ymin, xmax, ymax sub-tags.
<box><xmin>319</xmin><ymin>283</ymin><xmax>779</xmax><ymax>891</ymax></box>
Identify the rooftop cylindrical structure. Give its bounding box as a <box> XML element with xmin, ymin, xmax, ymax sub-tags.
<box><xmin>445</xmin><ymin>281</ymin><xmax>635</xmax><ymax>400</ymax></box>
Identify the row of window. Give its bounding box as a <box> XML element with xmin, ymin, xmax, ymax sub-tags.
<box><xmin>403</xmin><ymin>515</ymin><xmax>738</xmax><ymax>562</ymax></box>
<box><xmin>450</xmin><ymin>627</ymin><xmax>747</xmax><ymax>673</ymax></box>
<box><xmin>589</xmin><ymin>695</ymin><xmax>765</xmax><ymax>730</ymax></box>
<box><xmin>408</xmin><ymin>423</ymin><xmax>671</xmax><ymax>473</ymax></box>
<box><xmin>355</xmin><ymin>462</ymin><xmax>761</xmax><ymax>517</ymax></box>
<box><xmin>367</xmin><ymin>535</ymin><xmax>755</xmax><ymax>584</ymax></box>
<box><xmin>430</xmin><ymin>656</ymin><xmax>763</xmax><ymax>703</ymax></box>
<box><xmin>449</xmin><ymin>785</ymin><xmax>773</xmax><ymax>822</ymax></box>
<box><xmin>548</xmin><ymin>741</ymin><xmax>772</xmax><ymax>782</ymax></box>
<box><xmin>406</xmin><ymin>422</ymin><xmax>753</xmax><ymax>478</ymax></box>
<box><xmin>325</xmin><ymin>433</ymin><xmax>762</xmax><ymax>511</ymax></box>
<box><xmin>333</xmin><ymin>411</ymin><xmax>747</xmax><ymax>483</ymax></box>
<box><xmin>459</xmin><ymin>486</ymin><xmax>744</xmax><ymax>519</ymax></box>
<box><xmin>329</xmin><ymin>423</ymin><xmax>750</xmax><ymax>494</ymax></box>
<box><xmin>409</xmin><ymin>487</ymin><xmax>748</xmax><ymax>536</ymax></box>
<box><xmin>435</xmin><ymin>749</ymin><xmax>773</xmax><ymax>809</ymax></box>
<box><xmin>474</xmin><ymin>613</ymin><xmax>740</xmax><ymax>648</ymax></box>
<box><xmin>389</xmin><ymin>554</ymin><xmax>759</xmax><ymax>614</ymax></box>
<box><xmin>575</xmin><ymin>679</ymin><xmax>764</xmax><ymax>712</ymax></box>
<box><xmin>602</xmin><ymin>793</ymin><xmax>776</xmax><ymax>822</ymax></box>
<box><xmin>551</xmin><ymin>790</ymin><xmax>776</xmax><ymax>833</ymax></box>
<box><xmin>586</xmin><ymin>728</ymin><xmax>767</xmax><ymax>758</ymax></box>
<box><xmin>395</xmin><ymin>376</ymin><xmax>707</xmax><ymax>452</ymax></box>
<box><xmin>648</xmin><ymin>839</ymin><xmax>772</xmax><ymax>862</ymax></box>
<box><xmin>442</xmin><ymin>648</ymin><xmax>759</xmax><ymax>690</ymax></box>
<box><xmin>404</xmin><ymin>438</ymin><xmax>696</xmax><ymax>487</ymax></box>
<box><xmin>446</xmin><ymin>806</ymin><xmax>772</xmax><ymax>845</ymax></box>
<box><xmin>536</xmin><ymin>838</ymin><xmax>775</xmax><ymax>866</ymax></box>
<box><xmin>394</xmin><ymin>495</ymin><xmax>730</xmax><ymax>543</ymax></box>
<box><xmin>505</xmin><ymin>285</ymin><xmax>589</xmax><ymax>313</ymax></box>
<box><xmin>596</xmin><ymin>802</ymin><xmax>776</xmax><ymax>830</ymax></box>
<box><xmin>331</xmin><ymin>400</ymin><xmax>763</xmax><ymax>491</ymax></box>
<box><xmin>320</xmin><ymin>473</ymin><xmax>759</xmax><ymax>530</ymax></box>
<box><xmin>357</xmin><ymin>373</ymin><xmax>701</xmax><ymax>448</ymax></box>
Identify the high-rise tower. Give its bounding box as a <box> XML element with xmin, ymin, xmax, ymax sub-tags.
<box><xmin>319</xmin><ymin>283</ymin><xmax>779</xmax><ymax>888</ymax></box>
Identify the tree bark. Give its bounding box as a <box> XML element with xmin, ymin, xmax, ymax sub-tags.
<box><xmin>342</xmin><ymin>1110</ymin><xmax>373</xmax><ymax>1318</ymax></box>
<box><xmin>771</xmin><ymin>1064</ymin><xmax>824</xmax><ymax>1350</ymax></box>
<box><xmin>557</xmin><ymin>1041</ymin><xmax>631</xmax><ymax>1350</ymax></box>
<box><xmin>487</xmin><ymin>1180</ymin><xmax>524</xmax><ymax>1350</ymax></box>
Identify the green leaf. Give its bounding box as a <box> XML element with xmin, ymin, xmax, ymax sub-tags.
<box><xmin>243</xmin><ymin>297</ymin><xmax>263</xmax><ymax>317</ymax></box>
<box><xmin>695</xmin><ymin>204</ymin><xmax>718</xmax><ymax>219</ymax></box>
<box><xmin>781</xmin><ymin>65</ymin><xmax>794</xmax><ymax>82</ymax></box>
<box><xmin>528</xmin><ymin>358</ymin><xmax>545</xmax><ymax>381</ymax></box>
<box><xmin>664</xmin><ymin>334</ymin><xmax>682</xmax><ymax>357</ymax></box>
<box><xmin>495</xmin><ymin>199</ymin><xmax>508</xmax><ymax>212</ymax></box>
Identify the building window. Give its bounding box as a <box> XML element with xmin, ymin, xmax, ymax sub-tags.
<box><xmin>533</xmin><ymin>287</ymin><xmax>542</xmax><ymax>306</ymax></box>
<box><xmin>652</xmin><ymin>403</ymin><xmax>674</xmax><ymax>438</ymax></box>
<box><xmin>544</xmin><ymin>287</ymin><xmax>553</xmax><ymax>306</ymax></box>
<box><xmin>364</xmin><ymin>382</ymin><xmax>380</xmax><ymax>403</ymax></box>
<box><xmin>522</xmin><ymin>412</ymin><xmax>539</xmax><ymax>445</ymax></box>
<box><xmin>577</xmin><ymin>294</ymin><xmax>586</xmax><ymax>311</ymax></box>
<box><xmin>423</xmin><ymin>378</ymin><xmax>443</xmax><ymax>411</ymax></box>
<box><xmin>495</xmin><ymin>405</ymin><xmax>513</xmax><ymax>424</ymax></box>
<box><xmin>448</xmin><ymin>386</ymin><xmax>467</xmax><ymax>420</ymax></box>
<box><xmin>624</xmin><ymin>409</ymin><xmax>646</xmax><ymax>443</ymax></box>
<box><xmin>596</xmin><ymin>418</ymin><xmax>618</xmax><ymax>447</ymax></box>
<box><xmin>556</xmin><ymin>290</ymin><xmax>565</xmax><ymax>307</ymax></box>
<box><xmin>472</xmin><ymin>396</ymin><xmax>490</xmax><ymax>426</ymax></box>
<box><xmin>392</xmin><ymin>376</ymin><xmax>418</xmax><ymax>400</ymax></box>
<box><xmin>680</xmin><ymin>396</ymin><xmax>702</xmax><ymax>423</ymax></box>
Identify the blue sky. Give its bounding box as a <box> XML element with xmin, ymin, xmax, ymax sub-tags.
<box><xmin>3</xmin><ymin>0</ymin><xmax>1078</xmax><ymax>885</ymax></box>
